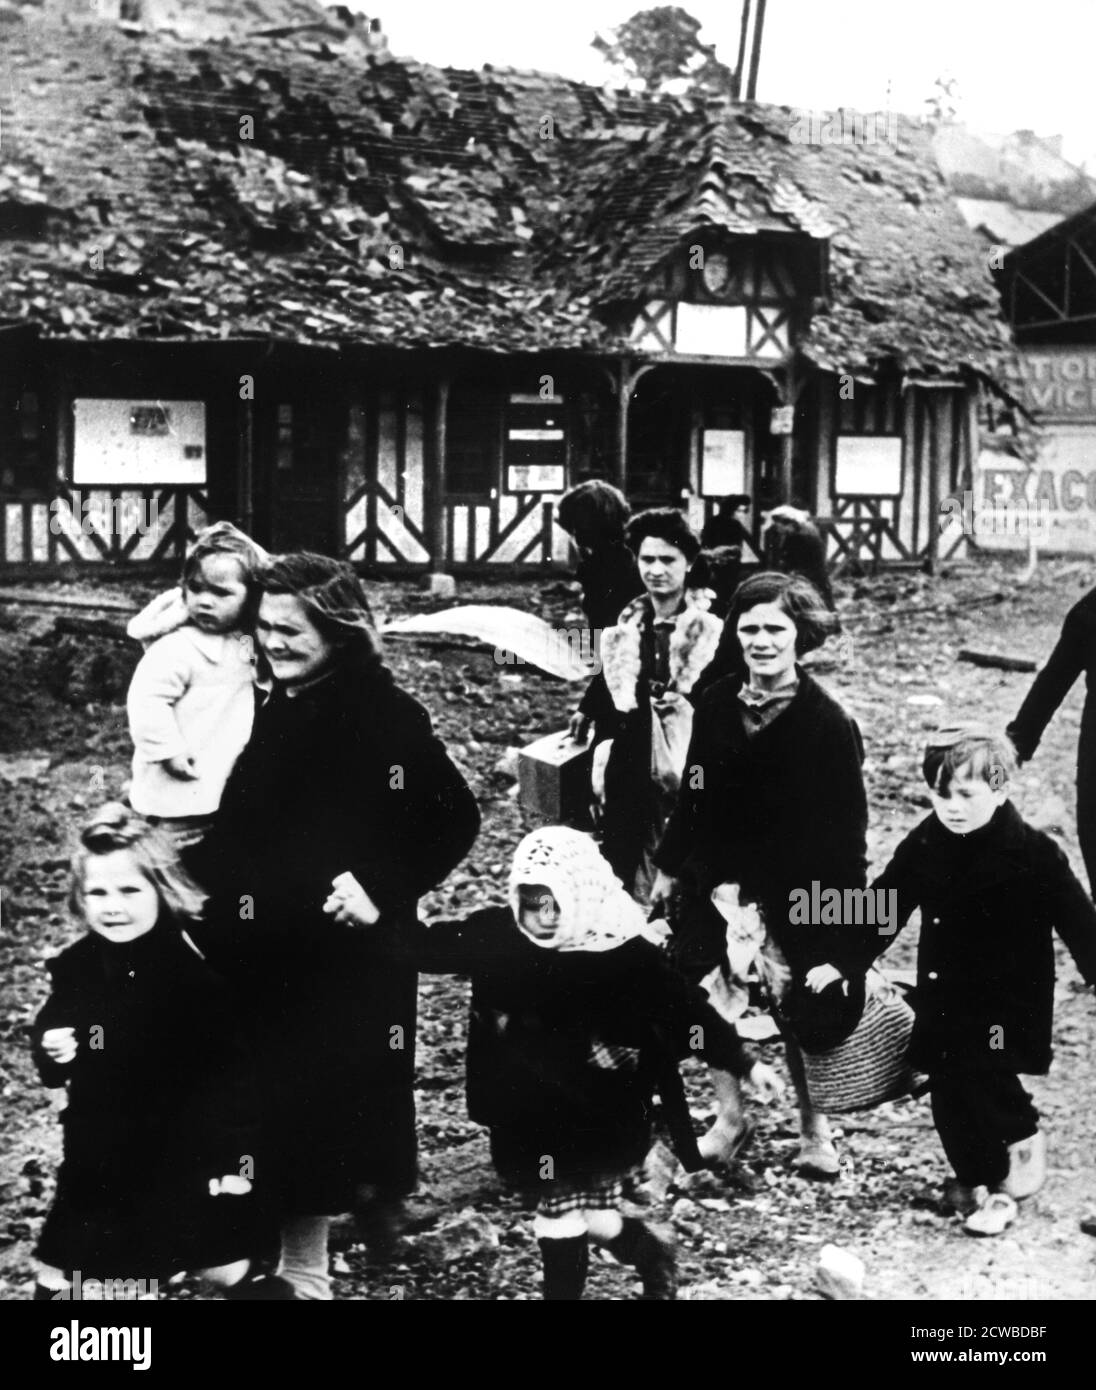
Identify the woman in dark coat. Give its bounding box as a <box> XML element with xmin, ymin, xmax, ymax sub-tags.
<box><xmin>652</xmin><ymin>572</ymin><xmax>869</xmax><ymax>1177</ymax></box>
<box><xmin>569</xmin><ymin>508</ymin><xmax>722</xmax><ymax>903</ymax></box>
<box><xmin>1007</xmin><ymin>586</ymin><xmax>1096</xmax><ymax>893</ymax></box>
<box><xmin>556</xmin><ymin>480</ymin><xmax>643</xmax><ymax>632</ymax></box>
<box><xmin>763</xmin><ymin>505</ymin><xmax>836</xmax><ymax>611</ymax></box>
<box><xmin>190</xmin><ymin>552</ymin><xmax>480</xmax><ymax>1299</ymax></box>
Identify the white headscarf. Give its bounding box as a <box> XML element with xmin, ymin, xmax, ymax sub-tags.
<box><xmin>508</xmin><ymin>826</ymin><xmax>658</xmax><ymax>952</ymax></box>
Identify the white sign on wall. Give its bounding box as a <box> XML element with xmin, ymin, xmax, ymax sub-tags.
<box><xmin>675</xmin><ymin>304</ymin><xmax>748</xmax><ymax>357</ymax></box>
<box><xmin>700</xmin><ymin>429</ymin><xmax>746</xmax><ymax>496</ymax></box>
<box><xmin>73</xmin><ymin>399</ymin><xmax>207</xmax><ymax>485</ymax></box>
<box><xmin>835</xmin><ymin>436</ymin><xmax>903</xmax><ymax>496</ymax></box>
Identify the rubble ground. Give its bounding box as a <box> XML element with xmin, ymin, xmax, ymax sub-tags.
<box><xmin>1</xmin><ymin>557</ymin><xmax>1095</xmax><ymax>1300</ymax></box>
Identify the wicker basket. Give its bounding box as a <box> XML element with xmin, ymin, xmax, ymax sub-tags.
<box><xmin>800</xmin><ymin>972</ymin><xmax>915</xmax><ymax>1113</ymax></box>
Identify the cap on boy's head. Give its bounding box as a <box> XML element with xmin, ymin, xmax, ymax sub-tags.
<box><xmin>923</xmin><ymin>724</ymin><xmax>1016</xmax><ymax>795</ymax></box>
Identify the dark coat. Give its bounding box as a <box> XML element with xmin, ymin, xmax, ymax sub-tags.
<box><xmin>574</xmin><ymin>541</ymin><xmax>643</xmax><ymax>632</ymax></box>
<box><xmin>654</xmin><ymin>670</ymin><xmax>870</xmax><ymax>1022</ymax></box>
<box><xmin>405</xmin><ymin>908</ymin><xmax>754</xmax><ymax>1183</ymax></box>
<box><xmin>701</xmin><ymin>512</ymin><xmax>752</xmax><ymax>552</ymax></box>
<box><xmin>31</xmin><ymin>920</ymin><xmax>267</xmax><ymax>1276</ymax></box>
<box><xmin>189</xmin><ymin>654</ymin><xmax>480</xmax><ymax>1213</ymax></box>
<box><xmin>869</xmin><ymin>801</ymin><xmax>1096</xmax><ymax>1075</ymax></box>
<box><xmin>765</xmin><ymin>516</ymin><xmax>835</xmax><ymax>610</ymax></box>
<box><xmin>1008</xmin><ymin>586</ymin><xmax>1096</xmax><ymax>790</ymax></box>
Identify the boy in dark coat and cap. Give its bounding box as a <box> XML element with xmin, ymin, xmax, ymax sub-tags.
<box><xmin>870</xmin><ymin>726</ymin><xmax>1096</xmax><ymax>1236</ymax></box>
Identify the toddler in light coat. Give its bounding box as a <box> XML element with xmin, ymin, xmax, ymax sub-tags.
<box><xmin>126</xmin><ymin>522</ymin><xmax>266</xmax><ymax>849</ymax></box>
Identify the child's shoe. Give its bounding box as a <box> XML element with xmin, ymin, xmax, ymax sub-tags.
<box><xmin>1003</xmin><ymin>1130</ymin><xmax>1046</xmax><ymax>1200</ymax></box>
<box><xmin>33</xmin><ymin>1283</ymin><xmax>68</xmax><ymax>1301</ymax></box>
<box><xmin>604</xmin><ymin>1217</ymin><xmax>677</xmax><ymax>1300</ymax></box>
<box><xmin>963</xmin><ymin>1190</ymin><xmax>1018</xmax><ymax>1237</ymax></box>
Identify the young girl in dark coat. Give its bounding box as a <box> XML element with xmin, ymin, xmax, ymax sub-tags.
<box><xmin>394</xmin><ymin>827</ymin><xmax>783</xmax><ymax>1300</ymax></box>
<box><xmin>652</xmin><ymin>572</ymin><xmax>868</xmax><ymax>1178</ymax></box>
<box><xmin>870</xmin><ymin>727</ymin><xmax>1096</xmax><ymax>1236</ymax></box>
<box><xmin>30</xmin><ymin>805</ymin><xmax>285</xmax><ymax>1300</ymax></box>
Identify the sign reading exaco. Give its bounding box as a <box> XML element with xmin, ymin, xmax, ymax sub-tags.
<box><xmin>971</xmin><ymin>429</ymin><xmax>1096</xmax><ymax>553</ymax></box>
<box><xmin>1019</xmin><ymin>351</ymin><xmax>1096</xmax><ymax>419</ymax></box>
<box><xmin>963</xmin><ymin>352</ymin><xmax>1096</xmax><ymax>552</ymax></box>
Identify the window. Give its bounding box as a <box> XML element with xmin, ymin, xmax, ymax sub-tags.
<box><xmin>447</xmin><ymin>389</ymin><xmax>501</xmax><ymax>495</ymax></box>
<box><xmin>0</xmin><ymin>390</ymin><xmax>46</xmax><ymax>494</ymax></box>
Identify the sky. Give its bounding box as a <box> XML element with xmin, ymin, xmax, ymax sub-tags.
<box><xmin>344</xmin><ymin>0</ymin><xmax>1096</xmax><ymax>172</ymax></box>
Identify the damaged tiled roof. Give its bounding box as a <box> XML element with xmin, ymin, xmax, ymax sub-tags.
<box><xmin>0</xmin><ymin>7</ymin><xmax>1012</xmax><ymax>381</ymax></box>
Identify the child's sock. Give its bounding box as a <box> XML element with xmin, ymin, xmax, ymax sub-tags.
<box><xmin>603</xmin><ymin>1216</ymin><xmax>677</xmax><ymax>1300</ymax></box>
<box><xmin>537</xmin><ymin>1235</ymin><xmax>589</xmax><ymax>1300</ymax></box>
<box><xmin>277</xmin><ymin>1216</ymin><xmax>333</xmax><ymax>1301</ymax></box>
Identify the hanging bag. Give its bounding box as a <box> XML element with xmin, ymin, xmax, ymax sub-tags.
<box><xmin>799</xmin><ymin>968</ymin><xmax>916</xmax><ymax>1113</ymax></box>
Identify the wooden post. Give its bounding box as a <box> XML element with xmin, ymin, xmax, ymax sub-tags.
<box><xmin>237</xmin><ymin>395</ymin><xmax>254</xmax><ymax>538</ymax></box>
<box><xmin>746</xmin><ymin>0</ymin><xmax>767</xmax><ymax>100</ymax></box>
<box><xmin>925</xmin><ymin>389</ymin><xmax>942</xmax><ymax>575</ymax></box>
<box><xmin>425</xmin><ymin>374</ymin><xmax>453</xmax><ymax>591</ymax></box>
<box><xmin>779</xmin><ymin>356</ymin><xmax>801</xmax><ymax>503</ymax></box>
<box><xmin>614</xmin><ymin>359</ymin><xmax>629</xmax><ymax>492</ymax></box>
<box><xmin>814</xmin><ymin>373</ymin><xmax>835</xmax><ymax>518</ymax></box>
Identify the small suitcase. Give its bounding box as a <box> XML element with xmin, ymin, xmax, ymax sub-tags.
<box><xmin>518</xmin><ymin>728</ymin><xmax>595</xmax><ymax>827</ymax></box>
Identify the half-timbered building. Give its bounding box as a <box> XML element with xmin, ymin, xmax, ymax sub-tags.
<box><xmin>0</xmin><ymin>3</ymin><xmax>1014</xmax><ymax>577</ymax></box>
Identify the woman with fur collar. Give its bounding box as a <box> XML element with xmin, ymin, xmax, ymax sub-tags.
<box><xmin>570</xmin><ymin>509</ymin><xmax>721</xmax><ymax>905</ymax></box>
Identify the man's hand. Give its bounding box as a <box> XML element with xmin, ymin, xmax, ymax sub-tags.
<box><xmin>323</xmin><ymin>872</ymin><xmax>380</xmax><ymax>928</ymax></box>
<box><xmin>162</xmin><ymin>753</ymin><xmax>198</xmax><ymax>781</ymax></box>
<box><xmin>805</xmin><ymin>963</ymin><xmax>845</xmax><ymax>994</ymax></box>
<box><xmin>41</xmin><ymin>1027</ymin><xmax>77</xmax><ymax>1064</ymax></box>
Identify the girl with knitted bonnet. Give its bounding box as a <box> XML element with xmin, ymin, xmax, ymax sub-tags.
<box><xmin>125</xmin><ymin>521</ymin><xmax>267</xmax><ymax>852</ymax></box>
<box><xmin>392</xmin><ymin>826</ymin><xmax>783</xmax><ymax>1300</ymax></box>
